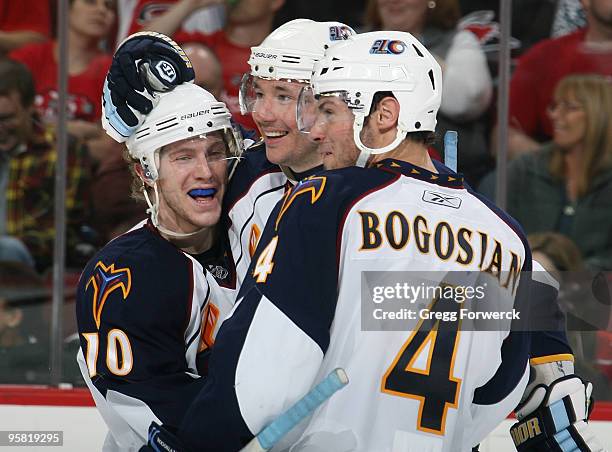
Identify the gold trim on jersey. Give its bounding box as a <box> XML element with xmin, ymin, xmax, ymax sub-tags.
<box><xmin>530</xmin><ymin>354</ymin><xmax>575</xmax><ymax>365</ymax></box>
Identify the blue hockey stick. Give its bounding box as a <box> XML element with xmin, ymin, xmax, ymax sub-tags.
<box><xmin>444</xmin><ymin>130</ymin><xmax>458</xmax><ymax>172</ymax></box>
<box><xmin>240</xmin><ymin>368</ymin><xmax>349</xmax><ymax>452</ymax></box>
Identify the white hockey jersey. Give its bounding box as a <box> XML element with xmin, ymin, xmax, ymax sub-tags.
<box><xmin>176</xmin><ymin>159</ymin><xmax>541</xmax><ymax>452</ymax></box>
<box><xmin>223</xmin><ymin>142</ymin><xmax>322</xmax><ymax>289</ymax></box>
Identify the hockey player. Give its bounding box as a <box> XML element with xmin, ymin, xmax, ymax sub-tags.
<box><xmin>297</xmin><ymin>34</ymin><xmax>605</xmax><ymax>452</ymax></box>
<box><xmin>226</xmin><ymin>18</ymin><xmax>355</xmax><ymax>286</ymax></box>
<box><xmin>76</xmin><ymin>82</ymin><xmax>242</xmax><ymax>451</ymax></box>
<box><xmin>101</xmin><ymin>21</ymin><xmax>355</xmax><ymax>292</ymax></box>
<box><xmin>141</xmin><ymin>31</ymin><xmax>604</xmax><ymax>452</ymax></box>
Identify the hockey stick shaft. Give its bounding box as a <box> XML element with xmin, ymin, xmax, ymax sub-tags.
<box><xmin>240</xmin><ymin>368</ymin><xmax>349</xmax><ymax>452</ymax></box>
<box><xmin>444</xmin><ymin>130</ymin><xmax>458</xmax><ymax>172</ymax></box>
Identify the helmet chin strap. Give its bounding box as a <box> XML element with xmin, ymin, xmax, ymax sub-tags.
<box><xmin>353</xmin><ymin>115</ymin><xmax>407</xmax><ymax>167</ymax></box>
<box><xmin>279</xmin><ymin>165</ymin><xmax>298</xmax><ymax>183</ymax></box>
<box><xmin>143</xmin><ymin>182</ymin><xmax>210</xmax><ymax>240</ymax></box>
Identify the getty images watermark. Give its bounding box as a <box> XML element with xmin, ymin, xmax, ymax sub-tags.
<box><xmin>361</xmin><ymin>271</ymin><xmax>612</xmax><ymax>332</ymax></box>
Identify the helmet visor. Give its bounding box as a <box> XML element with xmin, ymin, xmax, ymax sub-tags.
<box><xmin>297</xmin><ymin>86</ymin><xmax>355</xmax><ymax>134</ymax></box>
<box><xmin>239</xmin><ymin>73</ymin><xmax>307</xmax><ymax>117</ymax></box>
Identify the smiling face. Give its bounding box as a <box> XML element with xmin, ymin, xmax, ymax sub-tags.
<box><xmin>250</xmin><ymin>78</ymin><xmax>321</xmax><ymax>172</ymax></box>
<box><xmin>153</xmin><ymin>134</ymin><xmax>228</xmax><ymax>234</ymax></box>
<box><xmin>548</xmin><ymin>93</ymin><xmax>587</xmax><ymax>151</ymax></box>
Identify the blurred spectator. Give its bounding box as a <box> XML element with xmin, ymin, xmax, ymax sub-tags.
<box><xmin>183</xmin><ymin>42</ymin><xmax>223</xmax><ymax>98</ymax></box>
<box><xmin>145</xmin><ymin>0</ymin><xmax>286</xmax><ymax>132</ymax></box>
<box><xmin>460</xmin><ymin>0</ymin><xmax>585</xmax><ymax>57</ymax></box>
<box><xmin>0</xmin><ymin>59</ymin><xmax>91</xmax><ymax>272</ymax></box>
<box><xmin>502</xmin><ymin>0</ymin><xmax>612</xmax><ymax>158</ymax></box>
<box><xmin>529</xmin><ymin>232</ymin><xmax>612</xmax><ymax>400</ymax></box>
<box><xmin>481</xmin><ymin>74</ymin><xmax>612</xmax><ymax>270</ymax></box>
<box><xmin>0</xmin><ymin>261</ymin><xmax>50</xmax><ymax>383</ymax></box>
<box><xmin>0</xmin><ymin>261</ymin><xmax>83</xmax><ymax>385</ymax></box>
<box><xmin>9</xmin><ymin>0</ymin><xmax>115</xmax><ymax>138</ymax></box>
<box><xmin>0</xmin><ymin>0</ymin><xmax>51</xmax><ymax>54</ymax></box>
<box><xmin>11</xmin><ymin>0</ymin><xmax>147</xmax><ymax>244</ymax></box>
<box><xmin>116</xmin><ymin>0</ymin><xmax>225</xmax><ymax>43</ymax></box>
<box><xmin>89</xmin><ymin>154</ymin><xmax>146</xmax><ymax>242</ymax></box>
<box><xmin>364</xmin><ymin>0</ymin><xmax>493</xmax><ymax>184</ymax></box>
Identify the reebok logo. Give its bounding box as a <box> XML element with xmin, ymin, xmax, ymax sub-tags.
<box><xmin>422</xmin><ymin>190</ymin><xmax>462</xmax><ymax>209</ymax></box>
<box><xmin>155</xmin><ymin>60</ymin><xmax>176</xmax><ymax>83</ymax></box>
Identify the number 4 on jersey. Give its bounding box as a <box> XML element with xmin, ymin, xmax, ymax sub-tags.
<box><xmin>381</xmin><ymin>297</ymin><xmax>462</xmax><ymax>435</ymax></box>
<box><xmin>253</xmin><ymin>236</ymin><xmax>279</xmax><ymax>283</ymax></box>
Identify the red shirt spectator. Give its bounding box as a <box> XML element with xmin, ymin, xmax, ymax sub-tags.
<box><xmin>0</xmin><ymin>0</ymin><xmax>51</xmax><ymax>53</ymax></box>
<box><xmin>175</xmin><ymin>29</ymin><xmax>254</xmax><ymax>129</ymax></box>
<box><xmin>10</xmin><ymin>42</ymin><xmax>111</xmax><ymax>124</ymax></box>
<box><xmin>141</xmin><ymin>0</ymin><xmax>285</xmax><ymax>132</ymax></box>
<box><xmin>509</xmin><ymin>28</ymin><xmax>612</xmax><ymax>142</ymax></box>
<box><xmin>120</xmin><ymin>0</ymin><xmax>224</xmax><ymax>41</ymax></box>
<box><xmin>0</xmin><ymin>0</ymin><xmax>50</xmax><ymax>36</ymax></box>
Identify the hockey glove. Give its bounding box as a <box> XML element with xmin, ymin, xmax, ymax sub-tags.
<box><xmin>139</xmin><ymin>421</ymin><xmax>190</xmax><ymax>452</ymax></box>
<box><xmin>102</xmin><ymin>31</ymin><xmax>195</xmax><ymax>142</ymax></box>
<box><xmin>510</xmin><ymin>375</ymin><xmax>606</xmax><ymax>451</ymax></box>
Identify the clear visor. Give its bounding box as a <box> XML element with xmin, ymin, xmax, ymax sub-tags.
<box><xmin>157</xmin><ymin>131</ymin><xmax>241</xmax><ymax>178</ymax></box>
<box><xmin>239</xmin><ymin>73</ymin><xmax>308</xmax><ymax>116</ymax></box>
<box><xmin>297</xmin><ymin>86</ymin><xmax>356</xmax><ymax>133</ymax></box>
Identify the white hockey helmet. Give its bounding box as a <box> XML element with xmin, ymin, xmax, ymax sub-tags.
<box><xmin>305</xmin><ymin>31</ymin><xmax>442</xmax><ymax>166</ymax></box>
<box><xmin>239</xmin><ymin>19</ymin><xmax>355</xmax><ymax>114</ymax></box>
<box><xmin>127</xmin><ymin>82</ymin><xmax>242</xmax><ymax>182</ymax></box>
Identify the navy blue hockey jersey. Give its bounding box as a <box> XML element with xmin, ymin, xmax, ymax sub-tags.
<box><xmin>76</xmin><ymin>221</ymin><xmax>234</xmax><ymax>450</ymax></box>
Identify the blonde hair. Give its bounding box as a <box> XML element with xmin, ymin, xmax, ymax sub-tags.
<box><xmin>549</xmin><ymin>74</ymin><xmax>612</xmax><ymax>197</ymax></box>
<box><xmin>123</xmin><ymin>147</ymin><xmax>148</xmax><ymax>203</ymax></box>
<box><xmin>363</xmin><ymin>0</ymin><xmax>461</xmax><ymax>31</ymax></box>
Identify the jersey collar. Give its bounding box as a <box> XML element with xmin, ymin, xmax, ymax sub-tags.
<box><xmin>375</xmin><ymin>158</ymin><xmax>464</xmax><ymax>188</ymax></box>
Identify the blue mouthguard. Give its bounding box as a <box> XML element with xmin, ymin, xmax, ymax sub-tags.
<box><xmin>188</xmin><ymin>188</ymin><xmax>216</xmax><ymax>197</ymax></box>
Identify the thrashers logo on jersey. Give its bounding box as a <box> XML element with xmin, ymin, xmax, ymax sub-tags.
<box><xmin>86</xmin><ymin>261</ymin><xmax>132</xmax><ymax>329</ymax></box>
<box><xmin>275</xmin><ymin>176</ymin><xmax>327</xmax><ymax>229</ymax></box>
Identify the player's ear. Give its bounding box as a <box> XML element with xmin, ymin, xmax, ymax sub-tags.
<box><xmin>375</xmin><ymin>96</ymin><xmax>400</xmax><ymax>134</ymax></box>
<box><xmin>134</xmin><ymin>163</ymin><xmax>155</xmax><ymax>187</ymax></box>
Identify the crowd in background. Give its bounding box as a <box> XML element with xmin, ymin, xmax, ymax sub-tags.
<box><xmin>0</xmin><ymin>0</ymin><xmax>610</xmax><ymax>395</ymax></box>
